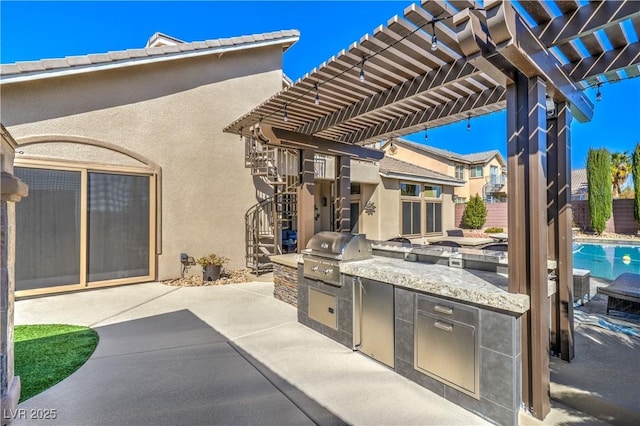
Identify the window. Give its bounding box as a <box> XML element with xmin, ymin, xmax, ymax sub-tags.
<box><xmin>470</xmin><ymin>165</ymin><xmax>484</xmax><ymax>178</ymax></box>
<box><xmin>424</xmin><ymin>185</ymin><xmax>441</xmax><ymax>198</ymax></box>
<box><xmin>425</xmin><ymin>202</ymin><xmax>442</xmax><ymax>234</ymax></box>
<box><xmin>400</xmin><ymin>183</ymin><xmax>420</xmax><ymax>197</ymax></box>
<box><xmin>402</xmin><ymin>201</ymin><xmax>421</xmax><ymax>235</ymax></box>
<box><xmin>350</xmin><ymin>182</ymin><xmax>361</xmax><ymax>195</ymax></box>
<box><xmin>455</xmin><ymin>165</ymin><xmax>465</xmax><ymax>180</ymax></box>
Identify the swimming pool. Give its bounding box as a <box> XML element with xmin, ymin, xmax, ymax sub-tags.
<box><xmin>573</xmin><ymin>241</ymin><xmax>640</xmax><ymax>280</ymax></box>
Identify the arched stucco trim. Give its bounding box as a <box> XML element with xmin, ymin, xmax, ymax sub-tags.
<box><xmin>14</xmin><ymin>135</ymin><xmax>163</xmax><ymax>257</ymax></box>
<box><xmin>16</xmin><ymin>135</ymin><xmax>161</xmax><ymax>173</ymax></box>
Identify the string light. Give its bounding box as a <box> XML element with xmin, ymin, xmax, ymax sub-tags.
<box><xmin>431</xmin><ymin>21</ymin><xmax>438</xmax><ymax>51</ymax></box>
<box><xmin>314</xmin><ymin>83</ymin><xmax>320</xmax><ymax>105</ymax></box>
<box><xmin>239</xmin><ymin>127</ymin><xmax>243</xmax><ymax>140</ymax></box>
<box><xmin>596</xmin><ymin>83</ymin><xmax>602</xmax><ymax>101</ymax></box>
<box><xmin>466</xmin><ymin>113</ymin><xmax>471</xmax><ymax>131</ymax></box>
<box><xmin>359</xmin><ymin>58</ymin><xmax>366</xmax><ymax>82</ymax></box>
<box><xmin>424</xmin><ymin>126</ymin><xmax>429</xmax><ymax>141</ymax></box>
<box><xmin>283</xmin><ymin>104</ymin><xmax>288</xmax><ymax>122</ymax></box>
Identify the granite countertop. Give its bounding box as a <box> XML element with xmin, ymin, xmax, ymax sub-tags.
<box><xmin>340</xmin><ymin>256</ymin><xmax>530</xmax><ymax>314</ymax></box>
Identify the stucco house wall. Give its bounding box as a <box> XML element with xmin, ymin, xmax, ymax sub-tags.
<box><xmin>1</xmin><ymin>38</ymin><xmax>294</xmax><ymax>291</ymax></box>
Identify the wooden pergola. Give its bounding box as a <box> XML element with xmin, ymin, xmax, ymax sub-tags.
<box><xmin>224</xmin><ymin>0</ymin><xmax>640</xmax><ymax>420</ymax></box>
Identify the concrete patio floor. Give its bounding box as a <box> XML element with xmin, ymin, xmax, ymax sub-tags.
<box><xmin>14</xmin><ymin>280</ymin><xmax>638</xmax><ymax>425</ymax></box>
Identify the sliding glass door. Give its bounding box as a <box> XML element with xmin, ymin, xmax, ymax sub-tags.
<box><xmin>15</xmin><ymin>165</ymin><xmax>154</xmax><ymax>295</ymax></box>
<box><xmin>15</xmin><ymin>168</ymin><xmax>82</xmax><ymax>291</ymax></box>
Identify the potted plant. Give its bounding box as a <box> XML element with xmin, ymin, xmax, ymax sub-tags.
<box><xmin>196</xmin><ymin>253</ymin><xmax>228</xmax><ymax>282</ymax></box>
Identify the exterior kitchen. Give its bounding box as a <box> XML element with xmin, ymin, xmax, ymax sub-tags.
<box><xmin>219</xmin><ymin>1</ymin><xmax>632</xmax><ymax>423</ymax></box>
<box><xmin>293</xmin><ymin>233</ymin><xmax>529</xmax><ymax>425</ymax></box>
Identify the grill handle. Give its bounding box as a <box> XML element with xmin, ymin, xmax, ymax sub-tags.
<box><xmin>434</xmin><ymin>321</ymin><xmax>453</xmax><ymax>332</ymax></box>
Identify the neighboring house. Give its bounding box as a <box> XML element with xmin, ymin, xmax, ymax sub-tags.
<box><xmin>571</xmin><ymin>168</ymin><xmax>588</xmax><ymax>200</ymax></box>
<box><xmin>381</xmin><ymin>138</ymin><xmax>507</xmax><ymax>203</ymax></box>
<box><xmin>0</xmin><ymin>30</ymin><xmax>299</xmax><ymax>296</ymax></box>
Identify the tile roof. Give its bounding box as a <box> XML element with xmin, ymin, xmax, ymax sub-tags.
<box><xmin>1</xmin><ymin>30</ymin><xmax>300</xmax><ymax>81</ymax></box>
<box><xmin>389</xmin><ymin>138</ymin><xmax>502</xmax><ymax>165</ymax></box>
<box><xmin>379</xmin><ymin>156</ymin><xmax>465</xmax><ymax>186</ymax></box>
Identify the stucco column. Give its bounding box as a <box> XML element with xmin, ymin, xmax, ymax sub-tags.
<box><xmin>1</xmin><ymin>125</ymin><xmax>28</xmax><ymax>425</ymax></box>
<box><xmin>297</xmin><ymin>149</ymin><xmax>315</xmax><ymax>250</ymax></box>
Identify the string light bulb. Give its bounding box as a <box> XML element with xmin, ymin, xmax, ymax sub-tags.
<box><xmin>359</xmin><ymin>58</ymin><xmax>366</xmax><ymax>82</ymax></box>
<box><xmin>431</xmin><ymin>21</ymin><xmax>438</xmax><ymax>51</ymax></box>
<box><xmin>239</xmin><ymin>127</ymin><xmax>243</xmax><ymax>140</ymax></box>
<box><xmin>466</xmin><ymin>113</ymin><xmax>471</xmax><ymax>131</ymax></box>
<box><xmin>314</xmin><ymin>83</ymin><xmax>320</xmax><ymax>105</ymax></box>
<box><xmin>596</xmin><ymin>83</ymin><xmax>602</xmax><ymax>102</ymax></box>
<box><xmin>424</xmin><ymin>126</ymin><xmax>429</xmax><ymax>142</ymax></box>
<box><xmin>283</xmin><ymin>104</ymin><xmax>288</xmax><ymax>122</ymax></box>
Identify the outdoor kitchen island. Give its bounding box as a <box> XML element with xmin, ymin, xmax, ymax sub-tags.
<box><xmin>296</xmin><ymin>243</ymin><xmax>531</xmax><ymax>426</ymax></box>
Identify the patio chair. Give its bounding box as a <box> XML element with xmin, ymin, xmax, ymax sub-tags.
<box><xmin>597</xmin><ymin>272</ymin><xmax>640</xmax><ymax>315</ymax></box>
<box><xmin>446</xmin><ymin>229</ymin><xmax>464</xmax><ymax>237</ymax></box>
<box><xmin>387</xmin><ymin>237</ymin><xmax>411</xmax><ymax>244</ymax></box>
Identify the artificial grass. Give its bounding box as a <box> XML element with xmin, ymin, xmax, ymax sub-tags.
<box><xmin>14</xmin><ymin>324</ymin><xmax>99</xmax><ymax>402</ymax></box>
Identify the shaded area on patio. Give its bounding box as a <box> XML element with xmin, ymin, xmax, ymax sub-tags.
<box><xmin>15</xmin><ymin>309</ymin><xmax>344</xmax><ymax>426</ymax></box>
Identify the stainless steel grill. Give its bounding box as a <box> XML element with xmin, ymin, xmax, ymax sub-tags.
<box><xmin>302</xmin><ymin>231</ymin><xmax>372</xmax><ymax>286</ymax></box>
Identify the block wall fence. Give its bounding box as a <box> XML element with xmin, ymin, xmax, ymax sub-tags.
<box><xmin>454</xmin><ymin>199</ymin><xmax>640</xmax><ymax>234</ymax></box>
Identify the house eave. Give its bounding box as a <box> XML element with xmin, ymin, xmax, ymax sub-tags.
<box><xmin>1</xmin><ymin>36</ymin><xmax>300</xmax><ymax>85</ymax></box>
<box><xmin>379</xmin><ymin>171</ymin><xmax>465</xmax><ymax>187</ymax></box>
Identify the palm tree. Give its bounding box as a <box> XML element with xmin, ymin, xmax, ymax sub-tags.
<box><xmin>611</xmin><ymin>151</ymin><xmax>631</xmax><ymax>199</ymax></box>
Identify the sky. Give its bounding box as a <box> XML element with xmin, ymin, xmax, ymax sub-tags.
<box><xmin>2</xmin><ymin>1</ymin><xmax>639</xmax><ymax>169</ymax></box>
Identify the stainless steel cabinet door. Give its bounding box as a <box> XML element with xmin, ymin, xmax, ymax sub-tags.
<box><xmin>356</xmin><ymin>278</ymin><xmax>395</xmax><ymax>368</ymax></box>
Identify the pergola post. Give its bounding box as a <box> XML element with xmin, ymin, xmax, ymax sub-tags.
<box><xmin>335</xmin><ymin>155</ymin><xmax>351</xmax><ymax>232</ymax></box>
<box><xmin>548</xmin><ymin>102</ymin><xmax>575</xmax><ymax>361</ymax></box>
<box><xmin>507</xmin><ymin>72</ymin><xmax>551</xmax><ymax>420</ymax></box>
<box><xmin>298</xmin><ymin>149</ymin><xmax>315</xmax><ymax>251</ymax></box>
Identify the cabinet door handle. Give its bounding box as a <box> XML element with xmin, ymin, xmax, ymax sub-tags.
<box><xmin>434</xmin><ymin>304</ymin><xmax>453</xmax><ymax>315</ymax></box>
<box><xmin>434</xmin><ymin>321</ymin><xmax>453</xmax><ymax>332</ymax></box>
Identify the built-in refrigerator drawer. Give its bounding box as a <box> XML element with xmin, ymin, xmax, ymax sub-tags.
<box><xmin>414</xmin><ymin>296</ymin><xmax>479</xmax><ymax>398</ymax></box>
<box><xmin>353</xmin><ymin>277</ymin><xmax>395</xmax><ymax>368</ymax></box>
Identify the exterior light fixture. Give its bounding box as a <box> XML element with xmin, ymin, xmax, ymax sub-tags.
<box><xmin>431</xmin><ymin>21</ymin><xmax>438</xmax><ymax>51</ymax></box>
<box><xmin>283</xmin><ymin>104</ymin><xmax>288</xmax><ymax>122</ymax></box>
<box><xmin>466</xmin><ymin>113</ymin><xmax>471</xmax><ymax>131</ymax></box>
<box><xmin>314</xmin><ymin>83</ymin><xmax>320</xmax><ymax>105</ymax></box>
<box><xmin>545</xmin><ymin>96</ymin><xmax>557</xmax><ymax>118</ymax></box>
<box><xmin>359</xmin><ymin>59</ymin><xmax>366</xmax><ymax>82</ymax></box>
<box><xmin>596</xmin><ymin>83</ymin><xmax>602</xmax><ymax>102</ymax></box>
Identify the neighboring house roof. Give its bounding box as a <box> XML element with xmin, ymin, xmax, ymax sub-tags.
<box><xmin>572</xmin><ymin>168</ymin><xmax>588</xmax><ymax>195</ymax></box>
<box><xmin>1</xmin><ymin>30</ymin><xmax>300</xmax><ymax>84</ymax></box>
<box><xmin>384</xmin><ymin>138</ymin><xmax>505</xmax><ymax>166</ymax></box>
<box><xmin>379</xmin><ymin>156</ymin><xmax>465</xmax><ymax>187</ymax></box>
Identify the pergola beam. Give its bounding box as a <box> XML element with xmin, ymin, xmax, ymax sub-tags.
<box><xmin>481</xmin><ymin>1</ymin><xmax>594</xmax><ymax>122</ymax></box>
<box><xmin>339</xmin><ymin>85</ymin><xmax>505</xmax><ymax>145</ymax></box>
<box><xmin>258</xmin><ymin>124</ymin><xmax>384</xmax><ymax>161</ymax></box>
<box><xmin>531</xmin><ymin>0</ymin><xmax>640</xmax><ymax>48</ymax></box>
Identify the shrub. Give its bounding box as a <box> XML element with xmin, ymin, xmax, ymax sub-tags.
<box><xmin>462</xmin><ymin>194</ymin><xmax>487</xmax><ymax>229</ymax></box>
<box><xmin>196</xmin><ymin>253</ymin><xmax>228</xmax><ymax>268</ymax></box>
<box><xmin>587</xmin><ymin>148</ymin><xmax>612</xmax><ymax>234</ymax></box>
<box><xmin>484</xmin><ymin>227</ymin><xmax>503</xmax><ymax>233</ymax></box>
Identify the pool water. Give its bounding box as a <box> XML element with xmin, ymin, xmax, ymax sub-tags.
<box><xmin>573</xmin><ymin>242</ymin><xmax>640</xmax><ymax>280</ymax></box>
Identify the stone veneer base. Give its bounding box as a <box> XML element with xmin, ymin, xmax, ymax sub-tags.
<box><xmin>273</xmin><ymin>263</ymin><xmax>298</xmax><ymax>307</ymax></box>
